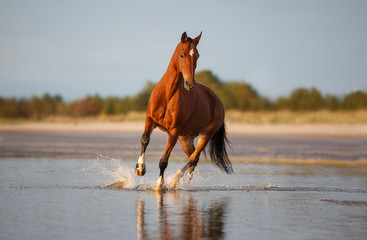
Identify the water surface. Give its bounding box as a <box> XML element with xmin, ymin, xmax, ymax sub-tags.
<box><xmin>1</xmin><ymin>157</ymin><xmax>366</xmax><ymax>240</ymax></box>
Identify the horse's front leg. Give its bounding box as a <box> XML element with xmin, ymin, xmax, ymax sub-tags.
<box><xmin>136</xmin><ymin>116</ymin><xmax>155</xmax><ymax>176</ymax></box>
<box><xmin>155</xmin><ymin>133</ymin><xmax>178</xmax><ymax>190</ymax></box>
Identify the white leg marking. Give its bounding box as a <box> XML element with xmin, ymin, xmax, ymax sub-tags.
<box><xmin>138</xmin><ymin>153</ymin><xmax>145</xmax><ymax>165</ymax></box>
<box><xmin>156</xmin><ymin>176</ymin><xmax>163</xmax><ymax>188</ymax></box>
<box><xmin>169</xmin><ymin>169</ymin><xmax>184</xmax><ymax>188</ymax></box>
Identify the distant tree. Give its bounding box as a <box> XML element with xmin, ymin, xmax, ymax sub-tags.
<box><xmin>275</xmin><ymin>96</ymin><xmax>289</xmax><ymax>110</ymax></box>
<box><xmin>131</xmin><ymin>81</ymin><xmax>156</xmax><ymax>111</ymax></box>
<box><xmin>284</xmin><ymin>87</ymin><xmax>324</xmax><ymax>111</ymax></box>
<box><xmin>41</xmin><ymin>93</ymin><xmax>58</xmax><ymax>116</ymax></box>
<box><xmin>71</xmin><ymin>94</ymin><xmax>102</xmax><ymax>117</ymax></box>
<box><xmin>0</xmin><ymin>97</ymin><xmax>18</xmax><ymax>118</ymax></box>
<box><xmin>195</xmin><ymin>70</ymin><xmax>223</xmax><ymax>93</ymax></box>
<box><xmin>119</xmin><ymin>97</ymin><xmax>132</xmax><ymax>114</ymax></box>
<box><xmin>103</xmin><ymin>96</ymin><xmax>120</xmax><ymax>115</ymax></box>
<box><xmin>29</xmin><ymin>96</ymin><xmax>44</xmax><ymax>119</ymax></box>
<box><xmin>342</xmin><ymin>91</ymin><xmax>367</xmax><ymax>110</ymax></box>
<box><xmin>101</xmin><ymin>96</ymin><xmax>131</xmax><ymax>115</ymax></box>
<box><xmin>224</xmin><ymin>81</ymin><xmax>261</xmax><ymax>110</ymax></box>
<box><xmin>17</xmin><ymin>99</ymin><xmax>29</xmax><ymax>118</ymax></box>
<box><xmin>54</xmin><ymin>95</ymin><xmax>68</xmax><ymax>116</ymax></box>
<box><xmin>324</xmin><ymin>94</ymin><xmax>340</xmax><ymax>111</ymax></box>
<box><xmin>258</xmin><ymin>97</ymin><xmax>274</xmax><ymax>110</ymax></box>
<box><xmin>195</xmin><ymin>70</ymin><xmax>236</xmax><ymax>109</ymax></box>
<box><xmin>195</xmin><ymin>70</ymin><xmax>270</xmax><ymax>111</ymax></box>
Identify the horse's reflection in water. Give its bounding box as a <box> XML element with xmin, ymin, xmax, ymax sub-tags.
<box><xmin>136</xmin><ymin>200</ymin><xmax>147</xmax><ymax>240</ymax></box>
<box><xmin>136</xmin><ymin>192</ymin><xmax>228</xmax><ymax>240</ymax></box>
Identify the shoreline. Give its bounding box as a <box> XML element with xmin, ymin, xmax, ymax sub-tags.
<box><xmin>1</xmin><ymin>121</ymin><xmax>367</xmax><ymax>137</ymax></box>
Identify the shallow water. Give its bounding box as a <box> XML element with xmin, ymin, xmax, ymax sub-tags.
<box><xmin>1</xmin><ymin>157</ymin><xmax>366</xmax><ymax>240</ymax></box>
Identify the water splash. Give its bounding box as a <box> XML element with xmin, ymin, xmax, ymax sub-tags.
<box><xmin>84</xmin><ymin>154</ymin><xmax>136</xmax><ymax>188</ymax></box>
<box><xmin>258</xmin><ymin>165</ymin><xmax>274</xmax><ymax>188</ymax></box>
<box><xmin>81</xmin><ymin>156</ymin><xmax>277</xmax><ymax>191</ymax></box>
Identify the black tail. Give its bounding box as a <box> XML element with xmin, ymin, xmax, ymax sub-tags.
<box><xmin>209</xmin><ymin>123</ymin><xmax>233</xmax><ymax>174</ymax></box>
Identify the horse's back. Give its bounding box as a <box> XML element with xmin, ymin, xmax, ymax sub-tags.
<box><xmin>196</xmin><ymin>83</ymin><xmax>224</xmax><ymax>117</ymax></box>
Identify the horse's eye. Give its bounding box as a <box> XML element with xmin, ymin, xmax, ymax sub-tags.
<box><xmin>180</xmin><ymin>53</ymin><xmax>184</xmax><ymax>58</ymax></box>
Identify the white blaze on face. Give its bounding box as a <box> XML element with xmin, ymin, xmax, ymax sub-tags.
<box><xmin>189</xmin><ymin>48</ymin><xmax>194</xmax><ymax>57</ymax></box>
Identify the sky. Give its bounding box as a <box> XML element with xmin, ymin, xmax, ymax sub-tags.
<box><xmin>1</xmin><ymin>0</ymin><xmax>366</xmax><ymax>100</ymax></box>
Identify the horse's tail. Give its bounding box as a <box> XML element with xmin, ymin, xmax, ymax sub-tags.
<box><xmin>208</xmin><ymin>123</ymin><xmax>233</xmax><ymax>174</ymax></box>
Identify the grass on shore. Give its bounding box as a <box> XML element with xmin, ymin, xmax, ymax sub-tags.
<box><xmin>1</xmin><ymin>110</ymin><xmax>366</xmax><ymax>125</ymax></box>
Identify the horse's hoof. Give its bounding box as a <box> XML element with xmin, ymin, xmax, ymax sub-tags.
<box><xmin>169</xmin><ymin>180</ymin><xmax>178</xmax><ymax>188</ymax></box>
<box><xmin>154</xmin><ymin>184</ymin><xmax>162</xmax><ymax>191</ymax></box>
<box><xmin>135</xmin><ymin>164</ymin><xmax>146</xmax><ymax>176</ymax></box>
<box><xmin>169</xmin><ymin>170</ymin><xmax>183</xmax><ymax>188</ymax></box>
<box><xmin>154</xmin><ymin>176</ymin><xmax>164</xmax><ymax>191</ymax></box>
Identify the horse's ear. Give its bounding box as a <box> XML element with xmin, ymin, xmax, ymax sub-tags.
<box><xmin>193</xmin><ymin>32</ymin><xmax>202</xmax><ymax>46</ymax></box>
<box><xmin>181</xmin><ymin>32</ymin><xmax>188</xmax><ymax>43</ymax></box>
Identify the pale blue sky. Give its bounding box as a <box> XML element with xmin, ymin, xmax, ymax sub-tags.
<box><xmin>1</xmin><ymin>0</ymin><xmax>366</xmax><ymax>100</ymax></box>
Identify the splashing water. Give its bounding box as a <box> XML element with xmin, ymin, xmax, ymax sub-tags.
<box><xmin>81</xmin><ymin>154</ymin><xmax>276</xmax><ymax>191</ymax></box>
<box><xmin>84</xmin><ymin>154</ymin><xmax>136</xmax><ymax>188</ymax></box>
<box><xmin>258</xmin><ymin>165</ymin><xmax>274</xmax><ymax>188</ymax></box>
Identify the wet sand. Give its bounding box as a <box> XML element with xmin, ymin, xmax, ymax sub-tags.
<box><xmin>1</xmin><ymin>122</ymin><xmax>366</xmax><ymax>166</ymax></box>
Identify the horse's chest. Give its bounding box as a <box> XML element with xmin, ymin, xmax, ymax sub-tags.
<box><xmin>152</xmin><ymin>92</ymin><xmax>199</xmax><ymax>133</ymax></box>
<box><xmin>161</xmin><ymin>101</ymin><xmax>182</xmax><ymax>127</ymax></box>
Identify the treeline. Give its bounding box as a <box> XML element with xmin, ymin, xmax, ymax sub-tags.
<box><xmin>0</xmin><ymin>82</ymin><xmax>155</xmax><ymax>119</ymax></box>
<box><xmin>1</xmin><ymin>70</ymin><xmax>366</xmax><ymax>119</ymax></box>
<box><xmin>195</xmin><ymin>71</ymin><xmax>367</xmax><ymax>111</ymax></box>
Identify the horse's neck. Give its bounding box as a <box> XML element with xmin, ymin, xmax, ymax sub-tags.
<box><xmin>161</xmin><ymin>61</ymin><xmax>182</xmax><ymax>100</ymax></box>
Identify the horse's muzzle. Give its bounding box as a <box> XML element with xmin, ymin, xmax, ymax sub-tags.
<box><xmin>135</xmin><ymin>163</ymin><xmax>146</xmax><ymax>176</ymax></box>
<box><xmin>184</xmin><ymin>79</ymin><xmax>196</xmax><ymax>91</ymax></box>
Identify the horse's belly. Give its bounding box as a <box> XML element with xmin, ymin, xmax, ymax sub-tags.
<box><xmin>179</xmin><ymin>127</ymin><xmax>200</xmax><ymax>137</ymax></box>
<box><xmin>180</xmin><ymin>112</ymin><xmax>211</xmax><ymax>137</ymax></box>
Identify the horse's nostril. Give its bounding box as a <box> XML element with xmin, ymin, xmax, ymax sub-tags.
<box><xmin>184</xmin><ymin>80</ymin><xmax>195</xmax><ymax>90</ymax></box>
<box><xmin>184</xmin><ymin>80</ymin><xmax>189</xmax><ymax>89</ymax></box>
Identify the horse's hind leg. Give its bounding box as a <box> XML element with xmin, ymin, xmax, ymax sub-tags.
<box><xmin>178</xmin><ymin>136</ymin><xmax>196</xmax><ymax>181</ymax></box>
<box><xmin>136</xmin><ymin>116</ymin><xmax>155</xmax><ymax>176</ymax></box>
<box><xmin>169</xmin><ymin>135</ymin><xmax>210</xmax><ymax>188</ymax></box>
<box><xmin>179</xmin><ymin>136</ymin><xmax>195</xmax><ymax>158</ymax></box>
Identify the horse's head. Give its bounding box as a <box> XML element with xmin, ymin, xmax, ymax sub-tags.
<box><xmin>176</xmin><ymin>32</ymin><xmax>202</xmax><ymax>91</ymax></box>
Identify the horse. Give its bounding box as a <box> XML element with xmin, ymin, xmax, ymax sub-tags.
<box><xmin>135</xmin><ymin>32</ymin><xmax>233</xmax><ymax>190</ymax></box>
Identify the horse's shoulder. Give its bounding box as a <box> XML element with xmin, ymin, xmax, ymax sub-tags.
<box><xmin>149</xmin><ymin>83</ymin><xmax>165</xmax><ymax>102</ymax></box>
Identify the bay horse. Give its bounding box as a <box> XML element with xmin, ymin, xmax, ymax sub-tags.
<box><xmin>135</xmin><ymin>32</ymin><xmax>233</xmax><ymax>190</ymax></box>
